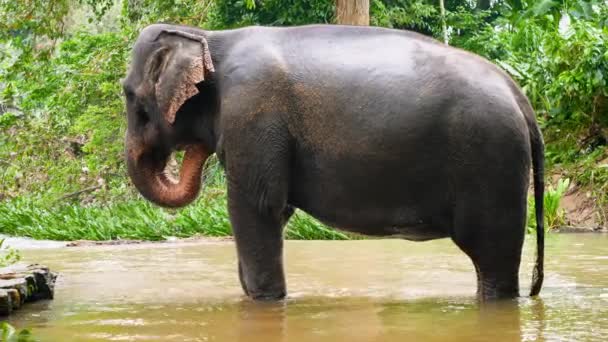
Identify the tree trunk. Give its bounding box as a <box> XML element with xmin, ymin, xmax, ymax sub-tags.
<box><xmin>439</xmin><ymin>0</ymin><xmax>448</xmax><ymax>45</ymax></box>
<box><xmin>335</xmin><ymin>0</ymin><xmax>369</xmax><ymax>26</ymax></box>
<box><xmin>477</xmin><ymin>0</ymin><xmax>492</xmax><ymax>10</ymax></box>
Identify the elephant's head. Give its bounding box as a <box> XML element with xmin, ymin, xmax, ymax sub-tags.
<box><xmin>122</xmin><ymin>25</ymin><xmax>216</xmax><ymax>208</ymax></box>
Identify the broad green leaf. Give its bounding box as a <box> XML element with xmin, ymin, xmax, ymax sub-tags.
<box><xmin>532</xmin><ymin>0</ymin><xmax>558</xmax><ymax>16</ymax></box>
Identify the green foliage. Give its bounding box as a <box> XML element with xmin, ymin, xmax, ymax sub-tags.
<box><xmin>544</xmin><ymin>178</ymin><xmax>571</xmax><ymax>229</ymax></box>
<box><xmin>78</xmin><ymin>0</ymin><xmax>115</xmax><ymax>20</ymax></box>
<box><xmin>0</xmin><ymin>0</ymin><xmax>70</xmax><ymax>40</ymax></box>
<box><xmin>286</xmin><ymin>212</ymin><xmax>355</xmax><ymax>240</ymax></box>
<box><xmin>0</xmin><ymin>112</ymin><xmax>18</xmax><ymax>128</ymax></box>
<box><xmin>0</xmin><ymin>238</ymin><xmax>21</xmax><ymax>267</ymax></box>
<box><xmin>528</xmin><ymin>178</ymin><xmax>571</xmax><ymax>232</ymax></box>
<box><xmin>0</xmin><ymin>189</ymin><xmax>350</xmax><ymax>241</ymax></box>
<box><xmin>498</xmin><ymin>18</ymin><xmax>608</xmax><ymax>128</ymax></box>
<box><xmin>0</xmin><ymin>189</ymin><xmax>226</xmax><ymax>241</ymax></box>
<box><xmin>0</xmin><ymin>323</ymin><xmax>34</xmax><ymax>342</ymax></box>
<box><xmin>1</xmin><ymin>0</ymin><xmax>607</xmax><ymax>241</ymax></box>
<box><xmin>0</xmin><ymin>30</ymin><xmax>130</xmax><ymax>204</ymax></box>
<box><xmin>371</xmin><ymin>0</ymin><xmax>438</xmax><ymax>34</ymax></box>
<box><xmin>206</xmin><ymin>0</ymin><xmax>334</xmax><ymax>28</ymax></box>
<box><xmin>456</xmin><ymin>1</ymin><xmax>608</xmax><ymax>134</ymax></box>
<box><xmin>122</xmin><ymin>0</ymin><xmax>215</xmax><ymax>30</ymax></box>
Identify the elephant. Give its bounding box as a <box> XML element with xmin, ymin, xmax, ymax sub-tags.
<box><xmin>122</xmin><ymin>23</ymin><xmax>545</xmax><ymax>301</ymax></box>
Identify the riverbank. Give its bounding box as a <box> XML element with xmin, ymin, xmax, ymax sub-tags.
<box><xmin>0</xmin><ymin>195</ymin><xmax>354</xmax><ymax>241</ymax></box>
<box><xmin>558</xmin><ymin>183</ymin><xmax>607</xmax><ymax>232</ymax></box>
<box><xmin>0</xmin><ymin>222</ymin><xmax>605</xmax><ymax>253</ymax></box>
<box><xmin>1</xmin><ymin>181</ymin><xmax>607</xmax><ymax>242</ymax></box>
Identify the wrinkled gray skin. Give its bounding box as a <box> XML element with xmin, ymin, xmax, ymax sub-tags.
<box><xmin>122</xmin><ymin>24</ymin><xmax>545</xmax><ymax>301</ymax></box>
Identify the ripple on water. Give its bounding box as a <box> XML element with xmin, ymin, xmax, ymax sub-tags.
<box><xmin>6</xmin><ymin>234</ymin><xmax>608</xmax><ymax>342</ymax></box>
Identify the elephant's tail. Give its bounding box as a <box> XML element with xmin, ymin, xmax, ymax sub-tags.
<box><xmin>511</xmin><ymin>83</ymin><xmax>545</xmax><ymax>297</ymax></box>
<box><xmin>528</xmin><ymin>110</ymin><xmax>545</xmax><ymax>297</ymax></box>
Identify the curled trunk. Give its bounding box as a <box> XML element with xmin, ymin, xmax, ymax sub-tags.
<box><xmin>126</xmin><ymin>140</ymin><xmax>208</xmax><ymax>208</ymax></box>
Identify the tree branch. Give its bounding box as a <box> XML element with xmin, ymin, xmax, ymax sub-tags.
<box><xmin>56</xmin><ymin>185</ymin><xmax>102</xmax><ymax>202</ymax></box>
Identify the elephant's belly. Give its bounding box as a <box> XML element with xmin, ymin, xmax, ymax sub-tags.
<box><xmin>293</xmin><ymin>197</ymin><xmax>452</xmax><ymax>242</ymax></box>
<box><xmin>380</xmin><ymin>224</ymin><xmax>450</xmax><ymax>241</ymax></box>
<box><xmin>328</xmin><ymin>219</ymin><xmax>450</xmax><ymax>241</ymax></box>
<box><xmin>289</xmin><ymin>145</ymin><xmax>452</xmax><ymax>240</ymax></box>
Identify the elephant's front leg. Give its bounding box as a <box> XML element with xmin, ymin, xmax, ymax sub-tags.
<box><xmin>228</xmin><ymin>186</ymin><xmax>291</xmax><ymax>301</ymax></box>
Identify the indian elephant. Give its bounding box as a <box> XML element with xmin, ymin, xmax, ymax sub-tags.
<box><xmin>122</xmin><ymin>23</ymin><xmax>545</xmax><ymax>301</ymax></box>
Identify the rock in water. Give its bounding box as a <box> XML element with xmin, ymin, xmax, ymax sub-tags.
<box><xmin>0</xmin><ymin>263</ymin><xmax>57</xmax><ymax>316</ymax></box>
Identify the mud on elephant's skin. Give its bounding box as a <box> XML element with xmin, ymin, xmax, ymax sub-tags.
<box><xmin>121</xmin><ymin>23</ymin><xmax>545</xmax><ymax>301</ymax></box>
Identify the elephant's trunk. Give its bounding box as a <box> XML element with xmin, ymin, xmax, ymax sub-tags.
<box><xmin>126</xmin><ymin>136</ymin><xmax>208</xmax><ymax>208</ymax></box>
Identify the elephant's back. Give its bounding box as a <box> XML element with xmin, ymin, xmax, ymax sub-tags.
<box><xmin>219</xmin><ymin>25</ymin><xmax>530</xmax><ymax>166</ymax></box>
<box><xmin>278</xmin><ymin>34</ymin><xmax>525</xmax><ymax>163</ymax></box>
<box><xmin>219</xmin><ymin>24</ymin><xmax>531</xmax><ymax>182</ymax></box>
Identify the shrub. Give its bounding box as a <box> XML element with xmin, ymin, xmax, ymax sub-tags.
<box><xmin>528</xmin><ymin>178</ymin><xmax>571</xmax><ymax>232</ymax></box>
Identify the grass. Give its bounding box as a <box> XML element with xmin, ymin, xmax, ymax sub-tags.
<box><xmin>527</xmin><ymin>178</ymin><xmax>571</xmax><ymax>233</ymax></box>
<box><xmin>285</xmin><ymin>212</ymin><xmax>354</xmax><ymax>240</ymax></box>
<box><xmin>0</xmin><ymin>188</ymin><xmax>352</xmax><ymax>241</ymax></box>
<box><xmin>0</xmin><ymin>184</ymin><xmax>572</xmax><ymax>242</ymax></box>
<box><xmin>544</xmin><ymin>178</ymin><xmax>571</xmax><ymax>230</ymax></box>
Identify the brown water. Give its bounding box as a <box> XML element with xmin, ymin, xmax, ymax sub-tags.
<box><xmin>5</xmin><ymin>234</ymin><xmax>608</xmax><ymax>341</ymax></box>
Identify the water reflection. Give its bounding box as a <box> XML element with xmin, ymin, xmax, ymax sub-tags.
<box><xmin>521</xmin><ymin>298</ymin><xmax>547</xmax><ymax>342</ymax></box>
<box><xmin>6</xmin><ymin>234</ymin><xmax>608</xmax><ymax>341</ymax></box>
<box><xmin>476</xmin><ymin>300</ymin><xmax>522</xmax><ymax>342</ymax></box>
<box><xmin>236</xmin><ymin>301</ymin><xmax>287</xmax><ymax>342</ymax></box>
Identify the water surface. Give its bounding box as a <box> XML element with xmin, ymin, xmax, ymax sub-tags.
<box><xmin>6</xmin><ymin>234</ymin><xmax>608</xmax><ymax>341</ymax></box>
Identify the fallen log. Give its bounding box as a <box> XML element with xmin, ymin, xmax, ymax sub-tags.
<box><xmin>0</xmin><ymin>264</ymin><xmax>57</xmax><ymax>316</ymax></box>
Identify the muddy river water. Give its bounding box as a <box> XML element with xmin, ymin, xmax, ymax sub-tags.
<box><xmin>4</xmin><ymin>234</ymin><xmax>608</xmax><ymax>341</ymax></box>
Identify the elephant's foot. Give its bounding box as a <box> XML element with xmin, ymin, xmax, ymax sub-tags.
<box><xmin>239</xmin><ymin>261</ymin><xmax>286</xmax><ymax>301</ymax></box>
<box><xmin>248</xmin><ymin>290</ymin><xmax>286</xmax><ymax>301</ymax></box>
<box><xmin>476</xmin><ymin>272</ymin><xmax>520</xmax><ymax>301</ymax></box>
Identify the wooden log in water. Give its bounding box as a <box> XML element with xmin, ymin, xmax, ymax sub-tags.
<box><xmin>0</xmin><ymin>263</ymin><xmax>57</xmax><ymax>316</ymax></box>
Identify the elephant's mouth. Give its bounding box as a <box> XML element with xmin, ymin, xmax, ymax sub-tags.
<box><xmin>126</xmin><ymin>136</ymin><xmax>209</xmax><ymax>208</ymax></box>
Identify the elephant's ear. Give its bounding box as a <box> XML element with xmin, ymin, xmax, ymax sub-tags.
<box><xmin>148</xmin><ymin>30</ymin><xmax>215</xmax><ymax>124</ymax></box>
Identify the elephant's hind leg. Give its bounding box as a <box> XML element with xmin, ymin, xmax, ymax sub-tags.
<box><xmin>473</xmin><ymin>249</ymin><xmax>521</xmax><ymax>300</ymax></box>
<box><xmin>451</xmin><ymin>199</ymin><xmax>526</xmax><ymax>301</ymax></box>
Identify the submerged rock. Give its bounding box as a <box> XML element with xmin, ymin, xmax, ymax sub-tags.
<box><xmin>0</xmin><ymin>263</ymin><xmax>57</xmax><ymax>316</ymax></box>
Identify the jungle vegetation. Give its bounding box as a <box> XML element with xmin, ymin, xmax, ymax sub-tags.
<box><xmin>0</xmin><ymin>0</ymin><xmax>606</xmax><ymax>241</ymax></box>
